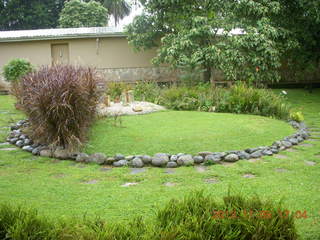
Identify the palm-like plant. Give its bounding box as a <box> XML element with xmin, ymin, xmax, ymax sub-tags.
<box><xmin>103</xmin><ymin>0</ymin><xmax>131</xmax><ymax>26</ymax></box>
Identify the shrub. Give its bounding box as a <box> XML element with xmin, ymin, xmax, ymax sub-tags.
<box><xmin>3</xmin><ymin>58</ymin><xmax>34</xmax><ymax>82</ymax></box>
<box><xmin>14</xmin><ymin>65</ymin><xmax>103</xmax><ymax>150</ymax></box>
<box><xmin>134</xmin><ymin>81</ymin><xmax>162</xmax><ymax>103</ymax></box>
<box><xmin>290</xmin><ymin>111</ymin><xmax>304</xmax><ymax>122</ymax></box>
<box><xmin>106</xmin><ymin>82</ymin><xmax>131</xmax><ymax>101</ymax></box>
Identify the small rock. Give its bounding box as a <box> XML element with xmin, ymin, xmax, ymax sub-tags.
<box><xmin>132</xmin><ymin>105</ymin><xmax>143</xmax><ymax>112</ymax></box>
<box><xmin>113</xmin><ymin>160</ymin><xmax>128</xmax><ymax>167</ymax></box>
<box><xmin>141</xmin><ymin>155</ymin><xmax>152</xmax><ymax>164</ymax></box>
<box><xmin>32</xmin><ymin>147</ymin><xmax>41</xmax><ymax>155</ymax></box>
<box><xmin>250</xmin><ymin>150</ymin><xmax>262</xmax><ymax>158</ymax></box>
<box><xmin>91</xmin><ymin>153</ymin><xmax>106</xmax><ymax>165</ymax></box>
<box><xmin>242</xmin><ymin>173</ymin><xmax>255</xmax><ymax>178</ymax></box>
<box><xmin>274</xmin><ymin>154</ymin><xmax>288</xmax><ymax>159</ymax></box>
<box><xmin>131</xmin><ymin>157</ymin><xmax>144</xmax><ymax>168</ymax></box>
<box><xmin>270</xmin><ymin>148</ymin><xmax>279</xmax><ymax>154</ymax></box>
<box><xmin>224</xmin><ymin>154</ymin><xmax>239</xmax><ymax>162</ymax></box>
<box><xmin>151</xmin><ymin>153</ymin><xmax>169</xmax><ymax>167</ymax></box>
<box><xmin>24</xmin><ymin>138</ymin><xmax>32</xmax><ymax>145</ymax></box>
<box><xmin>121</xmin><ymin>182</ymin><xmax>138</xmax><ymax>187</ymax></box>
<box><xmin>245</xmin><ymin>148</ymin><xmax>259</xmax><ymax>154</ymax></box>
<box><xmin>164</xmin><ymin>182</ymin><xmax>176</xmax><ymax>187</ymax></box>
<box><xmin>9</xmin><ymin>137</ymin><xmax>18</xmax><ymax>144</ymax></box>
<box><xmin>15</xmin><ymin>140</ymin><xmax>24</xmax><ymax>148</ymax></box>
<box><xmin>177</xmin><ymin>154</ymin><xmax>194</xmax><ymax>166</ymax></box>
<box><xmin>130</xmin><ymin>168</ymin><xmax>146</xmax><ymax>174</ymax></box>
<box><xmin>115</xmin><ymin>154</ymin><xmax>125</xmax><ymax>161</ymax></box>
<box><xmin>193</xmin><ymin>155</ymin><xmax>204</xmax><ymax>164</ymax></box>
<box><xmin>170</xmin><ymin>155</ymin><xmax>178</xmax><ymax>162</ymax></box>
<box><xmin>40</xmin><ymin>149</ymin><xmax>52</xmax><ymax>157</ymax></box>
<box><xmin>76</xmin><ymin>153</ymin><xmax>89</xmax><ymax>163</ymax></box>
<box><xmin>198</xmin><ymin>151</ymin><xmax>213</xmax><ymax>157</ymax></box>
<box><xmin>166</xmin><ymin>162</ymin><xmax>178</xmax><ymax>168</ymax></box>
<box><xmin>125</xmin><ymin>155</ymin><xmax>135</xmax><ymax>161</ymax></box>
<box><xmin>204</xmin><ymin>178</ymin><xmax>219</xmax><ymax>184</ymax></box>
<box><xmin>19</xmin><ymin>134</ymin><xmax>27</xmax><ymax>140</ymax></box>
<box><xmin>106</xmin><ymin>157</ymin><xmax>116</xmax><ymax>164</ymax></box>
<box><xmin>22</xmin><ymin>145</ymin><xmax>33</xmax><ymax>152</ymax></box>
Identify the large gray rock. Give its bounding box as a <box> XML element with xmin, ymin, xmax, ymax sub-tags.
<box><xmin>282</xmin><ymin>141</ymin><xmax>292</xmax><ymax>148</ymax></box>
<box><xmin>141</xmin><ymin>155</ymin><xmax>152</xmax><ymax>164</ymax></box>
<box><xmin>151</xmin><ymin>153</ymin><xmax>169</xmax><ymax>167</ymax></box>
<box><xmin>250</xmin><ymin>150</ymin><xmax>262</xmax><ymax>158</ymax></box>
<box><xmin>262</xmin><ymin>150</ymin><xmax>273</xmax><ymax>156</ymax></box>
<box><xmin>106</xmin><ymin>157</ymin><xmax>116</xmax><ymax>165</ymax></box>
<box><xmin>224</xmin><ymin>154</ymin><xmax>239</xmax><ymax>162</ymax></box>
<box><xmin>9</xmin><ymin>138</ymin><xmax>18</xmax><ymax>144</ymax></box>
<box><xmin>54</xmin><ymin>148</ymin><xmax>71</xmax><ymax>160</ymax></box>
<box><xmin>193</xmin><ymin>155</ymin><xmax>204</xmax><ymax>164</ymax></box>
<box><xmin>166</xmin><ymin>162</ymin><xmax>178</xmax><ymax>168</ymax></box>
<box><xmin>32</xmin><ymin>147</ymin><xmax>41</xmax><ymax>155</ymax></box>
<box><xmin>270</xmin><ymin>148</ymin><xmax>279</xmax><ymax>154</ymax></box>
<box><xmin>177</xmin><ymin>154</ymin><xmax>194</xmax><ymax>166</ymax></box>
<box><xmin>40</xmin><ymin>149</ymin><xmax>52</xmax><ymax>158</ymax></box>
<box><xmin>238</xmin><ymin>151</ymin><xmax>251</xmax><ymax>160</ymax></box>
<box><xmin>76</xmin><ymin>153</ymin><xmax>90</xmax><ymax>163</ymax></box>
<box><xmin>125</xmin><ymin>155</ymin><xmax>135</xmax><ymax>161</ymax></box>
<box><xmin>288</xmin><ymin>138</ymin><xmax>298</xmax><ymax>145</ymax></box>
<box><xmin>91</xmin><ymin>153</ymin><xmax>106</xmax><ymax>165</ymax></box>
<box><xmin>131</xmin><ymin>158</ymin><xmax>144</xmax><ymax>168</ymax></box>
<box><xmin>113</xmin><ymin>160</ymin><xmax>128</xmax><ymax>167</ymax></box>
<box><xmin>297</xmin><ymin>136</ymin><xmax>304</xmax><ymax>143</ymax></box>
<box><xmin>245</xmin><ymin>148</ymin><xmax>259</xmax><ymax>154</ymax></box>
<box><xmin>24</xmin><ymin>138</ymin><xmax>32</xmax><ymax>146</ymax></box>
<box><xmin>204</xmin><ymin>154</ymin><xmax>221</xmax><ymax>164</ymax></box>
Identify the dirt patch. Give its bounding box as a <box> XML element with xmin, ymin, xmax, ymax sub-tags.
<box><xmin>164</xmin><ymin>168</ymin><xmax>176</xmax><ymax>174</ymax></box>
<box><xmin>274</xmin><ymin>154</ymin><xmax>289</xmax><ymax>159</ymax></box>
<box><xmin>130</xmin><ymin>168</ymin><xmax>146</xmax><ymax>174</ymax></box>
<box><xmin>163</xmin><ymin>182</ymin><xmax>177</xmax><ymax>187</ymax></box>
<box><xmin>248</xmin><ymin>158</ymin><xmax>263</xmax><ymax>163</ymax></box>
<box><xmin>121</xmin><ymin>182</ymin><xmax>138</xmax><ymax>187</ymax></box>
<box><xmin>204</xmin><ymin>178</ymin><xmax>220</xmax><ymax>184</ymax></box>
<box><xmin>275</xmin><ymin>168</ymin><xmax>288</xmax><ymax>173</ymax></box>
<box><xmin>195</xmin><ymin>166</ymin><xmax>207</xmax><ymax>173</ymax></box>
<box><xmin>305</xmin><ymin>161</ymin><xmax>316</xmax><ymax>166</ymax></box>
<box><xmin>83</xmin><ymin>179</ymin><xmax>99</xmax><ymax>184</ymax></box>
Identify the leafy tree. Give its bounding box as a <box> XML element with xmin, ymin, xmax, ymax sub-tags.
<box><xmin>126</xmin><ymin>0</ymin><xmax>320</xmax><ymax>84</ymax></box>
<box><xmin>0</xmin><ymin>0</ymin><xmax>65</xmax><ymax>30</ymax></box>
<box><xmin>59</xmin><ymin>0</ymin><xmax>108</xmax><ymax>28</ymax></box>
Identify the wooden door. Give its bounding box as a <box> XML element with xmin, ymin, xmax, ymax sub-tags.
<box><xmin>51</xmin><ymin>44</ymin><xmax>69</xmax><ymax>65</ymax></box>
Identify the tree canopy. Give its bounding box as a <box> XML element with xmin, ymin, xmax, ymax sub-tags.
<box><xmin>126</xmin><ymin>0</ymin><xmax>320</xmax><ymax>83</ymax></box>
<box><xmin>0</xmin><ymin>0</ymin><xmax>65</xmax><ymax>30</ymax></box>
<box><xmin>58</xmin><ymin>0</ymin><xmax>108</xmax><ymax>28</ymax></box>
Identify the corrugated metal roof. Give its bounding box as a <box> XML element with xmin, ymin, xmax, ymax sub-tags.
<box><xmin>0</xmin><ymin>26</ymin><xmax>126</xmax><ymax>42</ymax></box>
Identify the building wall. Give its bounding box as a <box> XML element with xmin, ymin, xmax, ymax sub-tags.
<box><xmin>0</xmin><ymin>37</ymin><xmax>179</xmax><ymax>82</ymax></box>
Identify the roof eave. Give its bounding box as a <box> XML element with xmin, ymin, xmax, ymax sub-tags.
<box><xmin>0</xmin><ymin>33</ymin><xmax>127</xmax><ymax>43</ymax></box>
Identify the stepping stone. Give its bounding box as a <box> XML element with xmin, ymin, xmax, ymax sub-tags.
<box><xmin>305</xmin><ymin>161</ymin><xmax>316</xmax><ymax>166</ymax></box>
<box><xmin>242</xmin><ymin>173</ymin><xmax>255</xmax><ymax>179</ymax></box>
<box><xmin>286</xmin><ymin>148</ymin><xmax>298</xmax><ymax>152</ymax></box>
<box><xmin>121</xmin><ymin>182</ymin><xmax>138</xmax><ymax>187</ymax></box>
<box><xmin>164</xmin><ymin>168</ymin><xmax>175</xmax><ymax>174</ymax></box>
<box><xmin>0</xmin><ymin>148</ymin><xmax>17</xmax><ymax>151</ymax></box>
<box><xmin>163</xmin><ymin>182</ymin><xmax>176</xmax><ymax>187</ymax></box>
<box><xmin>130</xmin><ymin>168</ymin><xmax>146</xmax><ymax>174</ymax></box>
<box><xmin>221</xmin><ymin>162</ymin><xmax>234</xmax><ymax>166</ymax></box>
<box><xmin>248</xmin><ymin>158</ymin><xmax>262</xmax><ymax>163</ymax></box>
<box><xmin>0</xmin><ymin>142</ymin><xmax>9</xmax><ymax>146</ymax></box>
<box><xmin>274</xmin><ymin>154</ymin><xmax>288</xmax><ymax>159</ymax></box>
<box><xmin>299</xmin><ymin>143</ymin><xmax>314</xmax><ymax>147</ymax></box>
<box><xmin>195</xmin><ymin>166</ymin><xmax>206</xmax><ymax>173</ymax></box>
<box><xmin>275</xmin><ymin>168</ymin><xmax>288</xmax><ymax>173</ymax></box>
<box><xmin>53</xmin><ymin>173</ymin><xmax>66</xmax><ymax>178</ymax></box>
<box><xmin>83</xmin><ymin>179</ymin><xmax>99</xmax><ymax>184</ymax></box>
<box><xmin>100</xmin><ymin>167</ymin><xmax>112</xmax><ymax>172</ymax></box>
<box><xmin>204</xmin><ymin>178</ymin><xmax>220</xmax><ymax>184</ymax></box>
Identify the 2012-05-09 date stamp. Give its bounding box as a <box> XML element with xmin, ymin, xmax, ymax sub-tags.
<box><xmin>212</xmin><ymin>209</ymin><xmax>308</xmax><ymax>220</ymax></box>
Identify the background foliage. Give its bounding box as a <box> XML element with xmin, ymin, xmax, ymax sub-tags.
<box><xmin>3</xmin><ymin>58</ymin><xmax>33</xmax><ymax>82</ymax></box>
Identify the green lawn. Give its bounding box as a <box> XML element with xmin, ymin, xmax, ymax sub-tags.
<box><xmin>86</xmin><ymin>111</ymin><xmax>294</xmax><ymax>156</ymax></box>
<box><xmin>0</xmin><ymin>89</ymin><xmax>319</xmax><ymax>239</ymax></box>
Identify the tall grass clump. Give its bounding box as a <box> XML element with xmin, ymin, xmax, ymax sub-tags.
<box><xmin>155</xmin><ymin>191</ymin><xmax>298</xmax><ymax>240</ymax></box>
<box><xmin>14</xmin><ymin>65</ymin><xmax>103</xmax><ymax>150</ymax></box>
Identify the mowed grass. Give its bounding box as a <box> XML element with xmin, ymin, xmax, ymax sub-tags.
<box><xmin>86</xmin><ymin>111</ymin><xmax>294</xmax><ymax>156</ymax></box>
<box><xmin>0</xmin><ymin>89</ymin><xmax>319</xmax><ymax>239</ymax></box>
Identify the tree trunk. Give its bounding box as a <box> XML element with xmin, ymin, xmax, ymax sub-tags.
<box><xmin>203</xmin><ymin>66</ymin><xmax>212</xmax><ymax>83</ymax></box>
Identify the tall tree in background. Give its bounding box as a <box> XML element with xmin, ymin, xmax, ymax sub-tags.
<box><xmin>0</xmin><ymin>0</ymin><xmax>65</xmax><ymax>30</ymax></box>
<box><xmin>59</xmin><ymin>0</ymin><xmax>108</xmax><ymax>28</ymax></box>
<box><xmin>126</xmin><ymin>0</ymin><xmax>320</xmax><ymax>84</ymax></box>
<box><xmin>103</xmin><ymin>0</ymin><xmax>131</xmax><ymax>26</ymax></box>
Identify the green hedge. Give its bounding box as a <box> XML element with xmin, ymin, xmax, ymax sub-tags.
<box><xmin>0</xmin><ymin>192</ymin><xmax>298</xmax><ymax>240</ymax></box>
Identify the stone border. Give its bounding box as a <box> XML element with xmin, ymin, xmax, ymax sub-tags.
<box><xmin>6</xmin><ymin>119</ymin><xmax>310</xmax><ymax>168</ymax></box>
